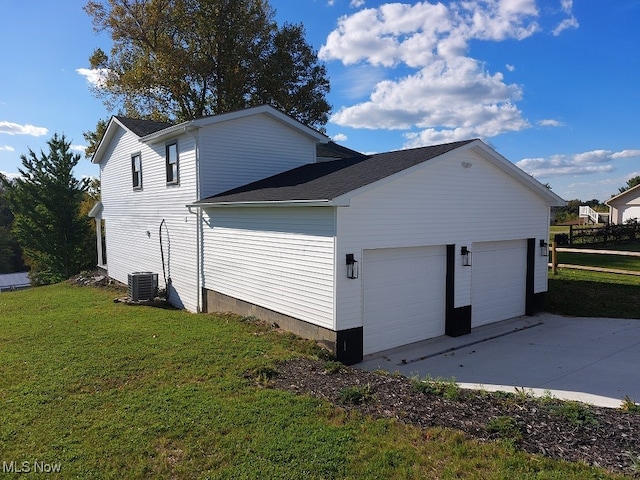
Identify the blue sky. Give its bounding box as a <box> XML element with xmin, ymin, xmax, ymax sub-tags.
<box><xmin>1</xmin><ymin>0</ymin><xmax>638</xmax><ymax>202</ymax></box>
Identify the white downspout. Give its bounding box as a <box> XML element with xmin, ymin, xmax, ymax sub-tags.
<box><xmin>189</xmin><ymin>129</ymin><xmax>203</xmax><ymax>313</ymax></box>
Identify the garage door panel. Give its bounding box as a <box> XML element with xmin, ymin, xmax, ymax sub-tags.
<box><xmin>363</xmin><ymin>246</ymin><xmax>446</xmax><ymax>355</ymax></box>
<box><xmin>472</xmin><ymin>240</ymin><xmax>527</xmax><ymax>327</ymax></box>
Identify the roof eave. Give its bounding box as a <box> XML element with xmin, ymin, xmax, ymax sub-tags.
<box><xmin>187</xmin><ymin>199</ymin><xmax>337</xmax><ymax>208</ymax></box>
<box><xmin>91</xmin><ymin>116</ymin><xmax>129</xmax><ymax>164</ymax></box>
<box><xmin>605</xmin><ymin>183</ymin><xmax>640</xmax><ymax>206</ymax></box>
<box><xmin>468</xmin><ymin>140</ymin><xmax>566</xmax><ymax>207</ymax></box>
<box><xmin>140</xmin><ymin>121</ymin><xmax>198</xmax><ymax>144</ymax></box>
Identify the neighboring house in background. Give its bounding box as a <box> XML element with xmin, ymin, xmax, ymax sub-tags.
<box><xmin>605</xmin><ymin>184</ymin><xmax>640</xmax><ymax>224</ymax></box>
<box><xmin>0</xmin><ymin>272</ymin><xmax>30</xmax><ymax>292</ymax></box>
<box><xmin>91</xmin><ymin>105</ymin><xmax>565</xmax><ymax>364</ymax></box>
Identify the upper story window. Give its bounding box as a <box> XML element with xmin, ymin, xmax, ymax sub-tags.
<box><xmin>131</xmin><ymin>153</ymin><xmax>142</xmax><ymax>190</ymax></box>
<box><xmin>166</xmin><ymin>142</ymin><xmax>179</xmax><ymax>185</ymax></box>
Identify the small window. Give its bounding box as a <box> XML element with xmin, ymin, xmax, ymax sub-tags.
<box><xmin>166</xmin><ymin>142</ymin><xmax>179</xmax><ymax>185</ymax></box>
<box><xmin>131</xmin><ymin>153</ymin><xmax>142</xmax><ymax>190</ymax></box>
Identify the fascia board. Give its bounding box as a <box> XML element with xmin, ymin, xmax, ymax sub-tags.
<box><xmin>139</xmin><ymin>121</ymin><xmax>197</xmax><ymax>144</ymax></box>
<box><xmin>91</xmin><ymin>116</ymin><xmax>128</xmax><ymax>164</ymax></box>
<box><xmin>140</xmin><ymin>106</ymin><xmax>329</xmax><ymax>145</ymax></box>
<box><xmin>187</xmin><ymin>199</ymin><xmax>334</xmax><ymax>208</ymax></box>
<box><xmin>468</xmin><ymin>140</ymin><xmax>566</xmax><ymax>206</ymax></box>
<box><xmin>605</xmin><ymin>183</ymin><xmax>640</xmax><ymax>206</ymax></box>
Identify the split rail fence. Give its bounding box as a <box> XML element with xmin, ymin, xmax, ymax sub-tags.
<box><xmin>549</xmin><ymin>244</ymin><xmax>640</xmax><ymax>276</ymax></box>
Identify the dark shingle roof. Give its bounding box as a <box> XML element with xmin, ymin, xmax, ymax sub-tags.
<box><xmin>115</xmin><ymin>116</ymin><xmax>172</xmax><ymax>137</ymax></box>
<box><xmin>198</xmin><ymin>139</ymin><xmax>476</xmax><ymax>204</ymax></box>
<box><xmin>316</xmin><ymin>141</ymin><xmax>367</xmax><ymax>160</ymax></box>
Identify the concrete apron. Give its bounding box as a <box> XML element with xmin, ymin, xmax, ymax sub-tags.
<box><xmin>357</xmin><ymin>314</ymin><xmax>640</xmax><ymax>408</ymax></box>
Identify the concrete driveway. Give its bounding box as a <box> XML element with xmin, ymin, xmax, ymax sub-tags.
<box><xmin>357</xmin><ymin>314</ymin><xmax>640</xmax><ymax>407</ymax></box>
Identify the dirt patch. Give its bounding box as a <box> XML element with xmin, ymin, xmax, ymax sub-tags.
<box><xmin>272</xmin><ymin>357</ymin><xmax>640</xmax><ymax>477</ymax></box>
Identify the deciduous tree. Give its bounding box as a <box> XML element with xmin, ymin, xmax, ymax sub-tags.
<box><xmin>2</xmin><ymin>135</ymin><xmax>95</xmax><ymax>284</ymax></box>
<box><xmin>83</xmin><ymin>0</ymin><xmax>331</xmax><ymax>156</ymax></box>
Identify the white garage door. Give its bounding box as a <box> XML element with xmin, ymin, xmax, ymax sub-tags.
<box><xmin>472</xmin><ymin>240</ymin><xmax>527</xmax><ymax>328</ymax></box>
<box><xmin>363</xmin><ymin>246</ymin><xmax>446</xmax><ymax>355</ymax></box>
<box><xmin>622</xmin><ymin>206</ymin><xmax>640</xmax><ymax>223</ymax></box>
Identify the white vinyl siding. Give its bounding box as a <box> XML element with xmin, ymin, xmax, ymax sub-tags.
<box><xmin>335</xmin><ymin>148</ymin><xmax>550</xmax><ymax>331</ymax></box>
<box><xmin>99</xmin><ymin>128</ymin><xmax>198</xmax><ymax>311</ymax></box>
<box><xmin>197</xmin><ymin>113</ymin><xmax>318</xmax><ymax>198</ymax></box>
<box><xmin>202</xmin><ymin>207</ymin><xmax>336</xmax><ymax>329</ymax></box>
<box><xmin>363</xmin><ymin>246</ymin><xmax>446</xmax><ymax>355</ymax></box>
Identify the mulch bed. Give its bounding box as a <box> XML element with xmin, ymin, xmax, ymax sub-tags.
<box><xmin>271</xmin><ymin>357</ymin><xmax>640</xmax><ymax>477</ymax></box>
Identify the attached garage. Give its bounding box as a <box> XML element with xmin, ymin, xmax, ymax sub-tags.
<box><xmin>363</xmin><ymin>246</ymin><xmax>446</xmax><ymax>355</ymax></box>
<box><xmin>471</xmin><ymin>240</ymin><xmax>527</xmax><ymax>327</ymax></box>
<box><xmin>194</xmin><ymin>138</ymin><xmax>565</xmax><ymax>364</ymax></box>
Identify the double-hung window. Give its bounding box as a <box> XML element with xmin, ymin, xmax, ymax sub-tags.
<box><xmin>131</xmin><ymin>153</ymin><xmax>142</xmax><ymax>190</ymax></box>
<box><xmin>166</xmin><ymin>142</ymin><xmax>179</xmax><ymax>185</ymax></box>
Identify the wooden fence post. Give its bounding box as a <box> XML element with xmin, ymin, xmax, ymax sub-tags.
<box><xmin>552</xmin><ymin>241</ymin><xmax>557</xmax><ymax>275</ymax></box>
<box><xmin>569</xmin><ymin>225</ymin><xmax>573</xmax><ymax>245</ymax></box>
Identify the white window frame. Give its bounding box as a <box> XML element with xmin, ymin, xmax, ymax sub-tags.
<box><xmin>131</xmin><ymin>152</ymin><xmax>142</xmax><ymax>190</ymax></box>
<box><xmin>166</xmin><ymin>142</ymin><xmax>179</xmax><ymax>185</ymax></box>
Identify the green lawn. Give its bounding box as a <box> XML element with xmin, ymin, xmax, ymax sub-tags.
<box><xmin>554</xmin><ymin>251</ymin><xmax>640</xmax><ymax>272</ymax></box>
<box><xmin>0</xmin><ymin>283</ymin><xmax>625</xmax><ymax>479</ymax></box>
<box><xmin>547</xmin><ymin>268</ymin><xmax>640</xmax><ymax>318</ymax></box>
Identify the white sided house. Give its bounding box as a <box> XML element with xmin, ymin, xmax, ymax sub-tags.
<box><xmin>91</xmin><ymin>105</ymin><xmax>327</xmax><ymax>311</ymax></box>
<box><xmin>606</xmin><ymin>184</ymin><xmax>640</xmax><ymax>224</ymax></box>
<box><xmin>91</xmin><ymin>105</ymin><xmax>565</xmax><ymax>364</ymax></box>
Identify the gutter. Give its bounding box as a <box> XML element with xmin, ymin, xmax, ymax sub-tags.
<box><xmin>186</xmin><ymin>199</ymin><xmax>339</xmax><ymax>208</ymax></box>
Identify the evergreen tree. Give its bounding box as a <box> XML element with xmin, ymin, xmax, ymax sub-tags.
<box><xmin>618</xmin><ymin>176</ymin><xmax>640</xmax><ymax>194</ymax></box>
<box><xmin>2</xmin><ymin>135</ymin><xmax>95</xmax><ymax>284</ymax></box>
<box><xmin>0</xmin><ymin>174</ymin><xmax>26</xmax><ymax>273</ymax></box>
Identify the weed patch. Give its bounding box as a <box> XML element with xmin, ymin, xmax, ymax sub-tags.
<box><xmin>338</xmin><ymin>384</ymin><xmax>374</xmax><ymax>405</ymax></box>
<box><xmin>412</xmin><ymin>375</ymin><xmax>460</xmax><ymax>400</ymax></box>
<box><xmin>546</xmin><ymin>401</ymin><xmax>598</xmax><ymax>427</ymax></box>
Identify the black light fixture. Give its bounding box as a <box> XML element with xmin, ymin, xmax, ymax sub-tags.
<box><xmin>540</xmin><ymin>239</ymin><xmax>549</xmax><ymax>257</ymax></box>
<box><xmin>460</xmin><ymin>246</ymin><xmax>472</xmax><ymax>266</ymax></box>
<box><xmin>346</xmin><ymin>253</ymin><xmax>359</xmax><ymax>279</ymax></box>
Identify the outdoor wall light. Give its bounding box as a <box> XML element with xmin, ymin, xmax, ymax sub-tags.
<box><xmin>346</xmin><ymin>253</ymin><xmax>359</xmax><ymax>279</ymax></box>
<box><xmin>460</xmin><ymin>246</ymin><xmax>472</xmax><ymax>266</ymax></box>
<box><xmin>540</xmin><ymin>239</ymin><xmax>549</xmax><ymax>257</ymax></box>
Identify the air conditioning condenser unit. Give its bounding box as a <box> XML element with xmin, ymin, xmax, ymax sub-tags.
<box><xmin>128</xmin><ymin>272</ymin><xmax>158</xmax><ymax>301</ymax></box>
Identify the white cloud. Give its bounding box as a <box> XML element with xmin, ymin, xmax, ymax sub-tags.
<box><xmin>0</xmin><ymin>145</ymin><xmax>15</xmax><ymax>152</ymax></box>
<box><xmin>0</xmin><ymin>170</ymin><xmax>21</xmax><ymax>181</ymax></box>
<box><xmin>350</xmin><ymin>0</ymin><xmax>365</xmax><ymax>7</ymax></box>
<box><xmin>560</xmin><ymin>0</ymin><xmax>573</xmax><ymax>14</ymax></box>
<box><xmin>516</xmin><ymin>148</ymin><xmax>637</xmax><ymax>178</ymax></box>
<box><xmin>0</xmin><ymin>121</ymin><xmax>48</xmax><ymax>137</ymax></box>
<box><xmin>538</xmin><ymin>119</ymin><xmax>564</xmax><ymax>127</ymax></box>
<box><xmin>611</xmin><ymin>149</ymin><xmax>640</xmax><ymax>159</ymax></box>
<box><xmin>331</xmin><ymin>133</ymin><xmax>348</xmax><ymax>142</ymax></box>
<box><xmin>320</xmin><ymin>0</ymin><xmax>544</xmax><ymax>146</ymax></box>
<box><xmin>71</xmin><ymin>144</ymin><xmax>87</xmax><ymax>153</ymax></box>
<box><xmin>552</xmin><ymin>15</ymin><xmax>579</xmax><ymax>36</ymax></box>
<box><xmin>76</xmin><ymin>67</ymin><xmax>110</xmax><ymax>88</ymax></box>
<box><xmin>506</xmin><ymin>64</ymin><xmax>515</xmax><ymax>72</ymax></box>
<box><xmin>327</xmin><ymin>0</ymin><xmax>335</xmax><ymax>5</ymax></box>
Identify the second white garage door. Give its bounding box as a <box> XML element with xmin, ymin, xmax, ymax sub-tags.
<box><xmin>363</xmin><ymin>246</ymin><xmax>446</xmax><ymax>355</ymax></box>
<box><xmin>472</xmin><ymin>239</ymin><xmax>527</xmax><ymax>328</ymax></box>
